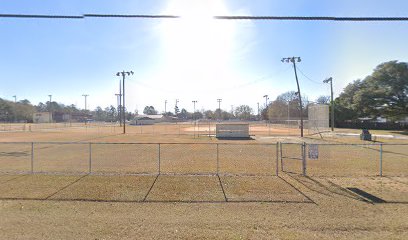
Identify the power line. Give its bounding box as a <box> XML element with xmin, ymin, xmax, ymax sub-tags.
<box><xmin>214</xmin><ymin>16</ymin><xmax>408</xmax><ymax>21</ymax></box>
<box><xmin>296</xmin><ymin>66</ymin><xmax>323</xmax><ymax>85</ymax></box>
<box><xmin>1</xmin><ymin>13</ymin><xmax>408</xmax><ymax>22</ymax></box>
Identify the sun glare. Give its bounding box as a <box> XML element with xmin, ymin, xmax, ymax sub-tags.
<box><xmin>157</xmin><ymin>0</ymin><xmax>236</xmax><ymax>89</ymax></box>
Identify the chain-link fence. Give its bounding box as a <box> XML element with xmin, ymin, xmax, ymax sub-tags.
<box><xmin>1</xmin><ymin>142</ymin><xmax>407</xmax><ymax>177</ymax></box>
<box><xmin>0</xmin><ymin>142</ymin><xmax>32</xmax><ymax>173</ymax></box>
<box><xmin>0</xmin><ymin>142</ymin><xmax>277</xmax><ymax>176</ymax></box>
<box><xmin>281</xmin><ymin>143</ymin><xmax>408</xmax><ymax>177</ymax></box>
<box><xmin>0</xmin><ymin>122</ymin><xmax>120</xmax><ymax>133</ymax></box>
<box><xmin>280</xmin><ymin>142</ymin><xmax>305</xmax><ymax>175</ymax></box>
<box><xmin>218</xmin><ymin>144</ymin><xmax>278</xmax><ymax>176</ymax></box>
<box><xmin>1</xmin><ymin>121</ymin><xmax>327</xmax><ymax>137</ymax></box>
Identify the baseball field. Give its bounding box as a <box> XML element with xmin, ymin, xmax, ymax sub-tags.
<box><xmin>0</xmin><ymin>123</ymin><xmax>407</xmax><ymax>239</ymax></box>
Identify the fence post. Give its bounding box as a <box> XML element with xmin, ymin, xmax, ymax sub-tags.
<box><xmin>216</xmin><ymin>143</ymin><xmax>219</xmax><ymax>175</ymax></box>
<box><xmin>380</xmin><ymin>144</ymin><xmax>383</xmax><ymax>177</ymax></box>
<box><xmin>158</xmin><ymin>144</ymin><xmax>161</xmax><ymax>174</ymax></box>
<box><xmin>280</xmin><ymin>142</ymin><xmax>283</xmax><ymax>171</ymax></box>
<box><xmin>31</xmin><ymin>142</ymin><xmax>34</xmax><ymax>173</ymax></box>
<box><xmin>302</xmin><ymin>142</ymin><xmax>306</xmax><ymax>176</ymax></box>
<box><xmin>88</xmin><ymin>143</ymin><xmax>92</xmax><ymax>174</ymax></box>
<box><xmin>276</xmin><ymin>143</ymin><xmax>279</xmax><ymax>175</ymax></box>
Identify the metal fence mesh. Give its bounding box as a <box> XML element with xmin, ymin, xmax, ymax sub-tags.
<box><xmin>382</xmin><ymin>144</ymin><xmax>408</xmax><ymax>176</ymax></box>
<box><xmin>0</xmin><ymin>143</ymin><xmax>31</xmax><ymax>173</ymax></box>
<box><xmin>1</xmin><ymin>142</ymin><xmax>407</xmax><ymax>177</ymax></box>
<box><xmin>218</xmin><ymin>144</ymin><xmax>276</xmax><ymax>176</ymax></box>
<box><xmin>306</xmin><ymin>144</ymin><xmax>380</xmax><ymax>177</ymax></box>
<box><xmin>91</xmin><ymin>143</ymin><xmax>158</xmax><ymax>174</ymax></box>
<box><xmin>34</xmin><ymin>143</ymin><xmax>89</xmax><ymax>173</ymax></box>
<box><xmin>281</xmin><ymin>143</ymin><xmax>304</xmax><ymax>175</ymax></box>
<box><xmin>159</xmin><ymin>144</ymin><xmax>217</xmax><ymax>174</ymax></box>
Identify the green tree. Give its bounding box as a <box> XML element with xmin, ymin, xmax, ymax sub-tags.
<box><xmin>143</xmin><ymin>106</ymin><xmax>158</xmax><ymax>115</ymax></box>
<box><xmin>234</xmin><ymin>105</ymin><xmax>253</xmax><ymax>120</ymax></box>
<box><xmin>336</xmin><ymin>61</ymin><xmax>408</xmax><ymax>120</ymax></box>
<box><xmin>178</xmin><ymin>108</ymin><xmax>190</xmax><ymax>119</ymax></box>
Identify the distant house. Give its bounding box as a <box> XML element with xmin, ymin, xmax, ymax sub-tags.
<box><xmin>33</xmin><ymin>112</ymin><xmax>52</xmax><ymax>123</ymax></box>
<box><xmin>131</xmin><ymin>115</ymin><xmax>165</xmax><ymax>125</ymax></box>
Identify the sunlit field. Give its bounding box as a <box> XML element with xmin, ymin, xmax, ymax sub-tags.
<box><xmin>1</xmin><ymin>123</ymin><xmax>408</xmax><ymax>239</ymax></box>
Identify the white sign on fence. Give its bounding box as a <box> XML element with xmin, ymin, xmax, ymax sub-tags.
<box><xmin>308</xmin><ymin>144</ymin><xmax>319</xmax><ymax>160</ymax></box>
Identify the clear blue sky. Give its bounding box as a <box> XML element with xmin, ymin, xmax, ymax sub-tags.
<box><xmin>1</xmin><ymin>0</ymin><xmax>408</xmax><ymax>113</ymax></box>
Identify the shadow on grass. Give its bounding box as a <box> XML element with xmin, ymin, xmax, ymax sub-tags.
<box><xmin>0</xmin><ymin>173</ymin><xmax>314</xmax><ymax>204</ymax></box>
<box><xmin>285</xmin><ymin>173</ymin><xmax>371</xmax><ymax>203</ymax></box>
<box><xmin>391</xmin><ymin>131</ymin><xmax>408</xmax><ymax>136</ymax></box>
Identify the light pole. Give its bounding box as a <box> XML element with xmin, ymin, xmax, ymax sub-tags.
<box><xmin>263</xmin><ymin>95</ymin><xmax>269</xmax><ymax>109</ymax></box>
<box><xmin>48</xmin><ymin>95</ymin><xmax>52</xmax><ymax>123</ymax></box>
<box><xmin>115</xmin><ymin>93</ymin><xmax>122</xmax><ymax>126</ymax></box>
<box><xmin>217</xmin><ymin>99</ymin><xmax>222</xmax><ymax>121</ymax></box>
<box><xmin>116</xmin><ymin>70</ymin><xmax>134</xmax><ymax>134</ymax></box>
<box><xmin>323</xmin><ymin>77</ymin><xmax>334</xmax><ymax>131</ymax></box>
<box><xmin>164</xmin><ymin>100</ymin><xmax>167</xmax><ymax>114</ymax></box>
<box><xmin>82</xmin><ymin>94</ymin><xmax>89</xmax><ymax>111</ymax></box>
<box><xmin>175</xmin><ymin>99</ymin><xmax>179</xmax><ymax>115</ymax></box>
<box><xmin>117</xmin><ymin>79</ymin><xmax>122</xmax><ymax>126</ymax></box>
<box><xmin>192</xmin><ymin>100</ymin><xmax>197</xmax><ymax>120</ymax></box>
<box><xmin>263</xmin><ymin>95</ymin><xmax>269</xmax><ymax>121</ymax></box>
<box><xmin>282</xmin><ymin>57</ymin><xmax>303</xmax><ymax>137</ymax></box>
<box><xmin>12</xmin><ymin>95</ymin><xmax>16</xmax><ymax>122</ymax></box>
<box><xmin>257</xmin><ymin>102</ymin><xmax>260</xmax><ymax>120</ymax></box>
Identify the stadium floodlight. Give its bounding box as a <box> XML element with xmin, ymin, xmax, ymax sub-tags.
<box><xmin>116</xmin><ymin>70</ymin><xmax>134</xmax><ymax>134</ymax></box>
<box><xmin>217</xmin><ymin>99</ymin><xmax>222</xmax><ymax>121</ymax></box>
<box><xmin>282</xmin><ymin>56</ymin><xmax>304</xmax><ymax>137</ymax></box>
<box><xmin>82</xmin><ymin>94</ymin><xmax>89</xmax><ymax>111</ymax></box>
<box><xmin>323</xmin><ymin>77</ymin><xmax>334</xmax><ymax>131</ymax></box>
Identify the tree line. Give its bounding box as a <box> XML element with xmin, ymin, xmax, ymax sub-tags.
<box><xmin>0</xmin><ymin>100</ymin><xmax>136</xmax><ymax>123</ymax></box>
<box><xmin>1</xmin><ymin>61</ymin><xmax>406</xmax><ymax>124</ymax></box>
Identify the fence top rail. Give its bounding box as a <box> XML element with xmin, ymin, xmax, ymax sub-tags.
<box><xmin>1</xmin><ymin>141</ymin><xmax>407</xmax><ymax>146</ymax></box>
<box><xmin>0</xmin><ymin>141</ymin><xmax>278</xmax><ymax>146</ymax></box>
<box><xmin>281</xmin><ymin>142</ymin><xmax>408</xmax><ymax>146</ymax></box>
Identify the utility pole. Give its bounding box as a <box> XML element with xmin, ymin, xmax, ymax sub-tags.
<box><xmin>192</xmin><ymin>100</ymin><xmax>197</xmax><ymax>120</ymax></box>
<box><xmin>82</xmin><ymin>94</ymin><xmax>89</xmax><ymax>111</ymax></box>
<box><xmin>115</xmin><ymin>93</ymin><xmax>122</xmax><ymax>126</ymax></box>
<box><xmin>119</xmin><ymin>80</ymin><xmax>122</xmax><ymax>126</ymax></box>
<box><xmin>282</xmin><ymin>57</ymin><xmax>303</xmax><ymax>137</ymax></box>
<box><xmin>217</xmin><ymin>99</ymin><xmax>222</xmax><ymax>121</ymax></box>
<box><xmin>164</xmin><ymin>100</ymin><xmax>167</xmax><ymax>114</ymax></box>
<box><xmin>323</xmin><ymin>77</ymin><xmax>334</xmax><ymax>131</ymax></box>
<box><xmin>263</xmin><ymin>95</ymin><xmax>269</xmax><ymax>121</ymax></box>
<box><xmin>116</xmin><ymin>70</ymin><xmax>134</xmax><ymax>134</ymax></box>
<box><xmin>115</xmin><ymin>80</ymin><xmax>122</xmax><ymax>127</ymax></box>
<box><xmin>263</xmin><ymin>95</ymin><xmax>269</xmax><ymax>109</ymax></box>
<box><xmin>175</xmin><ymin>99</ymin><xmax>179</xmax><ymax>115</ymax></box>
<box><xmin>12</xmin><ymin>95</ymin><xmax>17</xmax><ymax>122</ymax></box>
<box><xmin>48</xmin><ymin>95</ymin><xmax>52</xmax><ymax>123</ymax></box>
<box><xmin>257</xmin><ymin>102</ymin><xmax>260</xmax><ymax>120</ymax></box>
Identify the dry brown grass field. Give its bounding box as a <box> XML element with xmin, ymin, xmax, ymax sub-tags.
<box><xmin>0</xmin><ymin>124</ymin><xmax>408</xmax><ymax>239</ymax></box>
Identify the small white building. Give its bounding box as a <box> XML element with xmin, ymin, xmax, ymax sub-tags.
<box><xmin>33</xmin><ymin>112</ymin><xmax>52</xmax><ymax>123</ymax></box>
<box><xmin>131</xmin><ymin>115</ymin><xmax>165</xmax><ymax>125</ymax></box>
